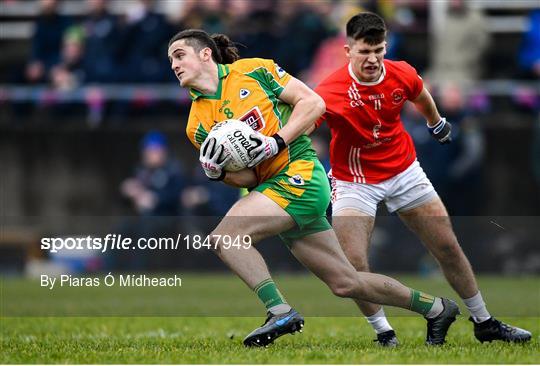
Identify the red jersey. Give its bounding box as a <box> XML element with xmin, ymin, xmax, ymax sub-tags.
<box><xmin>315</xmin><ymin>59</ymin><xmax>423</xmax><ymax>183</ymax></box>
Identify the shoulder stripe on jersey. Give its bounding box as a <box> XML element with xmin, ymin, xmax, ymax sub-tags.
<box><xmin>245</xmin><ymin>67</ymin><xmax>286</xmax><ymax>95</ymax></box>
<box><xmin>245</xmin><ymin>69</ymin><xmax>284</xmax><ymax>128</ymax></box>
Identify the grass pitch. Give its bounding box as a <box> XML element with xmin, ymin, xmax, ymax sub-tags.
<box><xmin>1</xmin><ymin>274</ymin><xmax>539</xmax><ymax>364</ymax></box>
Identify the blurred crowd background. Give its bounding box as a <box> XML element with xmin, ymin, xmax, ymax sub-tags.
<box><xmin>1</xmin><ymin>0</ymin><xmax>539</xmax><ymax>276</ymax></box>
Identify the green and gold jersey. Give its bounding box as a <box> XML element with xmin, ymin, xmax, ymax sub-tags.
<box><xmin>186</xmin><ymin>58</ymin><xmax>315</xmax><ymax>184</ymax></box>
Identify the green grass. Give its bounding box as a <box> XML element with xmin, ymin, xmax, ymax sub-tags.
<box><xmin>1</xmin><ymin>274</ymin><xmax>539</xmax><ymax>364</ymax></box>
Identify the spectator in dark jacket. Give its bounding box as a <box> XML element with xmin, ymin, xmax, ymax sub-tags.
<box><xmin>82</xmin><ymin>0</ymin><xmax>119</xmax><ymax>82</ymax></box>
<box><xmin>121</xmin><ymin>131</ymin><xmax>186</xmax><ymax>216</ymax></box>
<box><xmin>25</xmin><ymin>0</ymin><xmax>71</xmax><ymax>84</ymax></box>
<box><xmin>116</xmin><ymin>0</ymin><xmax>174</xmax><ymax>82</ymax></box>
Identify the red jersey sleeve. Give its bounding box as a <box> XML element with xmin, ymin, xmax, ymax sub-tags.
<box><xmin>314</xmin><ymin>81</ymin><xmax>334</xmax><ymax>129</ymax></box>
<box><xmin>395</xmin><ymin>61</ymin><xmax>423</xmax><ymax>100</ymax></box>
<box><xmin>314</xmin><ymin>85</ymin><xmax>325</xmax><ymax>129</ymax></box>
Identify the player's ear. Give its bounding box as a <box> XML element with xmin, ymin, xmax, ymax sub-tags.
<box><xmin>200</xmin><ymin>47</ymin><xmax>212</xmax><ymax>62</ymax></box>
<box><xmin>344</xmin><ymin>44</ymin><xmax>351</xmax><ymax>58</ymax></box>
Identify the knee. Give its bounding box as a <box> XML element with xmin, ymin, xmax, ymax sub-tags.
<box><xmin>328</xmin><ymin>275</ymin><xmax>361</xmax><ymax>299</ymax></box>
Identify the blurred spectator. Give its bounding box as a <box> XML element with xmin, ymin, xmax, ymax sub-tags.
<box><xmin>170</xmin><ymin>0</ymin><xmax>224</xmax><ymax>32</ymax></box>
<box><xmin>111</xmin><ymin>131</ymin><xmax>186</xmax><ymax>271</ymax></box>
<box><xmin>116</xmin><ymin>0</ymin><xmax>174</xmax><ymax>83</ymax></box>
<box><xmin>428</xmin><ymin>0</ymin><xmax>490</xmax><ymax>88</ymax></box>
<box><xmin>404</xmin><ymin>83</ymin><xmax>485</xmax><ymax>215</ymax></box>
<box><xmin>49</xmin><ymin>26</ymin><xmax>85</xmax><ymax>90</ymax></box>
<box><xmin>440</xmin><ymin>85</ymin><xmax>485</xmax><ymax>215</ymax></box>
<box><xmin>196</xmin><ymin>0</ymin><xmax>227</xmax><ymax>34</ymax></box>
<box><xmin>182</xmin><ymin>168</ymin><xmax>240</xmax><ymax>217</ymax></box>
<box><xmin>82</xmin><ymin>0</ymin><xmax>120</xmax><ymax>83</ymax></box>
<box><xmin>121</xmin><ymin>131</ymin><xmax>186</xmax><ymax>216</ymax></box>
<box><xmin>25</xmin><ymin>0</ymin><xmax>71</xmax><ymax>84</ymax></box>
<box><xmin>305</xmin><ymin>2</ymin><xmax>402</xmax><ymax>86</ymax></box>
<box><xmin>518</xmin><ymin>10</ymin><xmax>540</xmax><ymax>79</ymax></box>
<box><xmin>304</xmin><ymin>2</ymin><xmax>362</xmax><ymax>86</ymax></box>
<box><xmin>226</xmin><ymin>0</ymin><xmax>278</xmax><ymax>60</ymax></box>
<box><xmin>273</xmin><ymin>0</ymin><xmax>335</xmax><ymax>77</ymax></box>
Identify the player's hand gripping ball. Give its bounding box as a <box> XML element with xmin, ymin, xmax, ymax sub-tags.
<box><xmin>206</xmin><ymin>119</ymin><xmax>258</xmax><ymax>172</ymax></box>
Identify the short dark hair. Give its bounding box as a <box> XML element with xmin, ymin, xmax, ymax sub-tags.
<box><xmin>346</xmin><ymin>12</ymin><xmax>386</xmax><ymax>45</ymax></box>
<box><xmin>168</xmin><ymin>29</ymin><xmax>239</xmax><ymax>64</ymax></box>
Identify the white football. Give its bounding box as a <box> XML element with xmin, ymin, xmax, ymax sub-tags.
<box><xmin>207</xmin><ymin>119</ymin><xmax>257</xmax><ymax>171</ymax></box>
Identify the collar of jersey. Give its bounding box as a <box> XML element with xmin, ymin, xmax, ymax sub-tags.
<box><xmin>189</xmin><ymin>64</ymin><xmax>230</xmax><ymax>101</ymax></box>
<box><xmin>348</xmin><ymin>62</ymin><xmax>386</xmax><ymax>86</ymax></box>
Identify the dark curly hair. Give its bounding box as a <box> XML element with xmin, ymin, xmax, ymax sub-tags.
<box><xmin>168</xmin><ymin>29</ymin><xmax>239</xmax><ymax>64</ymax></box>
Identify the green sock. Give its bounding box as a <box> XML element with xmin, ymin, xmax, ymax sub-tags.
<box><xmin>254</xmin><ymin>278</ymin><xmax>287</xmax><ymax>310</ymax></box>
<box><xmin>409</xmin><ymin>289</ymin><xmax>437</xmax><ymax>316</ymax></box>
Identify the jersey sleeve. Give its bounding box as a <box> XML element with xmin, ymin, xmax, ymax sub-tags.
<box><xmin>400</xmin><ymin>61</ymin><xmax>424</xmax><ymax>100</ymax></box>
<box><xmin>241</xmin><ymin>58</ymin><xmax>292</xmax><ymax>97</ymax></box>
<box><xmin>261</xmin><ymin>59</ymin><xmax>292</xmax><ymax>96</ymax></box>
<box><xmin>185</xmin><ymin>108</ymin><xmax>209</xmax><ymax>150</ymax></box>
<box><xmin>314</xmin><ymin>82</ymin><xmax>334</xmax><ymax>128</ymax></box>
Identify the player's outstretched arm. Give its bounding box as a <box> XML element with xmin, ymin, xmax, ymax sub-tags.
<box><xmin>223</xmin><ymin>169</ymin><xmax>257</xmax><ymax>188</ymax></box>
<box><xmin>412</xmin><ymin>88</ymin><xmax>452</xmax><ymax>144</ymax></box>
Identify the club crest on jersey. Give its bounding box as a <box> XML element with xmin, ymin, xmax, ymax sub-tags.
<box><xmin>391</xmin><ymin>88</ymin><xmax>404</xmax><ymax>105</ymax></box>
<box><xmin>238</xmin><ymin>106</ymin><xmax>265</xmax><ymax>131</ymax></box>
<box><xmin>275</xmin><ymin>64</ymin><xmax>286</xmax><ymax>78</ymax></box>
<box><xmin>239</xmin><ymin>88</ymin><xmax>250</xmax><ymax>99</ymax></box>
<box><xmin>288</xmin><ymin>174</ymin><xmax>305</xmax><ymax>186</ymax></box>
<box><xmin>372</xmin><ymin>119</ymin><xmax>382</xmax><ymax>139</ymax></box>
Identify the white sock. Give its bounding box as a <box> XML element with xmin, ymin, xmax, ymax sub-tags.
<box><xmin>463</xmin><ymin>291</ymin><xmax>491</xmax><ymax>323</ymax></box>
<box><xmin>425</xmin><ymin>297</ymin><xmax>444</xmax><ymax>319</ymax></box>
<box><xmin>268</xmin><ymin>303</ymin><xmax>291</xmax><ymax>315</ymax></box>
<box><xmin>365</xmin><ymin>308</ymin><xmax>393</xmax><ymax>334</ymax></box>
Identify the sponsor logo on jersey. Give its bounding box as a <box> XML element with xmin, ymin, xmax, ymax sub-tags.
<box><xmin>368</xmin><ymin>93</ymin><xmax>385</xmax><ymax>100</ymax></box>
<box><xmin>238</xmin><ymin>106</ymin><xmax>265</xmax><ymax>131</ymax></box>
<box><xmin>391</xmin><ymin>88</ymin><xmax>404</xmax><ymax>104</ymax></box>
<box><xmin>275</xmin><ymin>64</ymin><xmax>286</xmax><ymax>78</ymax></box>
<box><xmin>239</xmin><ymin>88</ymin><xmax>250</xmax><ymax>99</ymax></box>
<box><xmin>362</xmin><ymin>137</ymin><xmax>392</xmax><ymax>149</ymax></box>
<box><xmin>288</xmin><ymin>174</ymin><xmax>305</xmax><ymax>186</ymax></box>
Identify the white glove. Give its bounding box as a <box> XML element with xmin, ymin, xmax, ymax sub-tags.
<box><xmin>247</xmin><ymin>132</ymin><xmax>283</xmax><ymax>168</ymax></box>
<box><xmin>199</xmin><ymin>137</ymin><xmax>231</xmax><ymax>180</ymax></box>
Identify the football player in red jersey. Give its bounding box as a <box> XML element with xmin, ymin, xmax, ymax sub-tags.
<box><xmin>311</xmin><ymin>12</ymin><xmax>531</xmax><ymax>346</ymax></box>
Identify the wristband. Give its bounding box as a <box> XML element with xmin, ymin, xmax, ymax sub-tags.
<box><xmin>272</xmin><ymin>133</ymin><xmax>287</xmax><ymax>152</ymax></box>
<box><xmin>427</xmin><ymin>118</ymin><xmax>446</xmax><ymax>133</ymax></box>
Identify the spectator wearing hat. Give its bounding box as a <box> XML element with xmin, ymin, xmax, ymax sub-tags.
<box><xmin>121</xmin><ymin>131</ymin><xmax>186</xmax><ymax>216</ymax></box>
